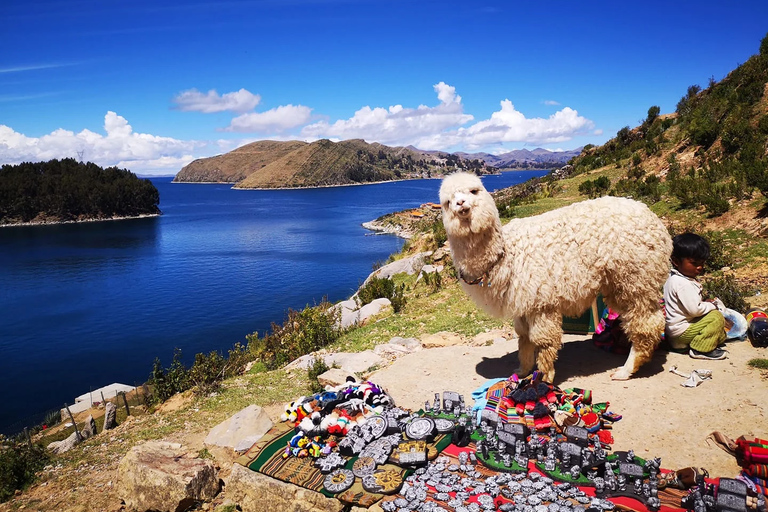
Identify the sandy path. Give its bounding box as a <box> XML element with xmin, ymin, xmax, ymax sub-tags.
<box><xmin>369</xmin><ymin>334</ymin><xmax>768</xmax><ymax>477</ymax></box>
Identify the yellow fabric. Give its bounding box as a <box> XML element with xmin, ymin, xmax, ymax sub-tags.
<box><xmin>671</xmin><ymin>310</ymin><xmax>726</xmax><ymax>353</ymax></box>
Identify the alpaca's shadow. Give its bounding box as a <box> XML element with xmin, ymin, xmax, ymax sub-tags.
<box><xmin>475</xmin><ymin>337</ymin><xmax>669</xmax><ymax>385</ymax></box>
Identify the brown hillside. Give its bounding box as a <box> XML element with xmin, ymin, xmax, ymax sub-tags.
<box><xmin>173</xmin><ymin>140</ymin><xmax>307</xmax><ymax>183</ymax></box>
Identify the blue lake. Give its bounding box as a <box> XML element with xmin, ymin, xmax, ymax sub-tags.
<box><xmin>0</xmin><ymin>171</ymin><xmax>547</xmax><ymax>433</ymax></box>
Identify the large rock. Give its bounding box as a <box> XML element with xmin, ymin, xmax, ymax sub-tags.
<box><xmin>81</xmin><ymin>415</ymin><xmax>97</xmax><ymax>438</ymax></box>
<box><xmin>420</xmin><ymin>331</ymin><xmax>465</xmax><ymax>348</ymax></box>
<box><xmin>118</xmin><ymin>441</ymin><xmax>219</xmax><ymax>512</ymax></box>
<box><xmin>226</xmin><ymin>463</ymin><xmax>344</xmax><ymax>512</ymax></box>
<box><xmin>325</xmin><ymin>350</ymin><xmax>385</xmax><ymax>375</ymax></box>
<box><xmin>317</xmin><ymin>368</ymin><xmax>354</xmax><ymax>388</ymax></box>
<box><xmin>205</xmin><ymin>405</ymin><xmax>274</xmax><ymax>455</ymax></box>
<box><xmin>47</xmin><ymin>431</ymin><xmax>81</xmax><ymax>455</ymax></box>
<box><xmin>356</xmin><ymin>298</ymin><xmax>391</xmax><ymax>325</ymax></box>
<box><xmin>103</xmin><ymin>402</ymin><xmax>117</xmax><ymax>430</ymax></box>
<box><xmin>387</xmin><ymin>336</ymin><xmax>422</xmax><ymax>351</ymax></box>
<box><xmin>369</xmin><ymin>251</ymin><xmax>432</xmax><ymax>281</ymax></box>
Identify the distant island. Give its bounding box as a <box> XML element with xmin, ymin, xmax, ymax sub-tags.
<box><xmin>0</xmin><ymin>158</ymin><xmax>161</xmax><ymax>226</ymax></box>
<box><xmin>173</xmin><ymin>139</ymin><xmax>577</xmax><ymax>189</ymax></box>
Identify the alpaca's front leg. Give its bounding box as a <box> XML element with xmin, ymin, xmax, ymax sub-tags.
<box><xmin>513</xmin><ymin>317</ymin><xmax>535</xmax><ymax>377</ymax></box>
<box><xmin>529</xmin><ymin>312</ymin><xmax>563</xmax><ymax>383</ymax></box>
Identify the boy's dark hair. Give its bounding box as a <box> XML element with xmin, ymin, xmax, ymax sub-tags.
<box><xmin>672</xmin><ymin>232</ymin><xmax>710</xmax><ymax>261</ymax></box>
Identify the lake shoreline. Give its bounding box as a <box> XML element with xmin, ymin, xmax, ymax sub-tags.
<box><xmin>0</xmin><ymin>213</ymin><xmax>161</xmax><ymax>228</ymax></box>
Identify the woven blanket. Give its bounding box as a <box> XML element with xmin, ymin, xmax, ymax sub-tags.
<box><xmin>236</xmin><ymin>422</ymin><xmax>451</xmax><ymax>507</ymax></box>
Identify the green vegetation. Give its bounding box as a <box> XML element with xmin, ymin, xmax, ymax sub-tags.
<box><xmin>748</xmin><ymin>358</ymin><xmax>768</xmax><ymax>370</ymax></box>
<box><xmin>246</xmin><ymin>300</ymin><xmax>340</xmax><ymax>370</ymax></box>
<box><xmin>0</xmin><ymin>439</ymin><xmax>49</xmax><ymax>502</ymax></box>
<box><xmin>307</xmin><ymin>357</ymin><xmax>331</xmax><ymax>393</ymax></box>
<box><xmin>356</xmin><ymin>275</ymin><xmax>407</xmax><ymax>312</ymax></box>
<box><xmin>703</xmin><ymin>274</ymin><xmax>751</xmax><ymax>312</ymax></box>
<box><xmin>0</xmin><ymin>158</ymin><xmax>160</xmax><ymax>224</ymax></box>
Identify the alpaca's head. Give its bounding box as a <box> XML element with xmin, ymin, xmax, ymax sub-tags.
<box><xmin>439</xmin><ymin>172</ymin><xmax>501</xmax><ymax>237</ymax></box>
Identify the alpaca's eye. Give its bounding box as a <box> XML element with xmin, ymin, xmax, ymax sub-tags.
<box><xmin>470</xmin><ymin>189</ymin><xmax>479</xmax><ymax>195</ymax></box>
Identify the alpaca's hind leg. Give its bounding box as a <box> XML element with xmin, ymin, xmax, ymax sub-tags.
<box><xmin>528</xmin><ymin>312</ymin><xmax>563</xmax><ymax>383</ymax></box>
<box><xmin>610</xmin><ymin>298</ymin><xmax>664</xmax><ymax>380</ymax></box>
<box><xmin>513</xmin><ymin>317</ymin><xmax>536</xmax><ymax>377</ymax></box>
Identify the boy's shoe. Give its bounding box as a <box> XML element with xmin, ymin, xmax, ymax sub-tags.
<box><xmin>689</xmin><ymin>347</ymin><xmax>728</xmax><ymax>360</ymax></box>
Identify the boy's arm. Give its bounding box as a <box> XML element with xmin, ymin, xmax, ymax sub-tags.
<box><xmin>675</xmin><ymin>281</ymin><xmax>716</xmax><ymax>318</ymax></box>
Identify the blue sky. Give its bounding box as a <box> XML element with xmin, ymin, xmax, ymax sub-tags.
<box><xmin>2</xmin><ymin>0</ymin><xmax>768</xmax><ymax>175</ymax></box>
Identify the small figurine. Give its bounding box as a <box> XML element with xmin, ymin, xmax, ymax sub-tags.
<box><xmin>618</xmin><ymin>474</ymin><xmax>627</xmax><ymax>491</ymax></box>
<box><xmin>626</xmin><ymin>450</ymin><xmax>635</xmax><ymax>463</ymax></box>
<box><xmin>433</xmin><ymin>393</ymin><xmax>441</xmax><ymax>413</ymax></box>
<box><xmin>633</xmin><ymin>477</ymin><xmax>642</xmax><ymax>494</ymax></box>
<box><xmin>594</xmin><ymin>477</ymin><xmax>605</xmax><ymax>494</ymax></box>
<box><xmin>503</xmin><ymin>452</ymin><xmax>512</xmax><ymax>467</ymax></box>
<box><xmin>569</xmin><ymin>465</ymin><xmax>581</xmax><ymax>480</ymax></box>
<box><xmin>444</xmin><ymin>398</ymin><xmax>453</xmax><ymax>414</ymax></box>
<box><xmin>544</xmin><ymin>451</ymin><xmax>557</xmax><ymax>472</ymax></box>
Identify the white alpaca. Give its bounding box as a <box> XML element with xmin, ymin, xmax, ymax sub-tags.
<box><xmin>439</xmin><ymin>172</ymin><xmax>672</xmax><ymax>381</ymax></box>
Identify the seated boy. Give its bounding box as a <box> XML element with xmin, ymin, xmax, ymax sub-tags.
<box><xmin>663</xmin><ymin>233</ymin><xmax>727</xmax><ymax>360</ymax></box>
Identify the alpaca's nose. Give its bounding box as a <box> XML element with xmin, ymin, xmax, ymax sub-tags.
<box><xmin>456</xmin><ymin>198</ymin><xmax>464</xmax><ymax>206</ymax></box>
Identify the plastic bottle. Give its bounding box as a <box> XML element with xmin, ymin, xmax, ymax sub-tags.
<box><xmin>746</xmin><ymin>307</ymin><xmax>768</xmax><ymax>347</ymax></box>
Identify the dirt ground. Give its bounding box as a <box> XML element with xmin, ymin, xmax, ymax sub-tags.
<box><xmin>370</xmin><ymin>332</ymin><xmax>768</xmax><ymax>478</ymax></box>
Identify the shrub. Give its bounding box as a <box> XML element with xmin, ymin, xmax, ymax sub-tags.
<box><xmin>189</xmin><ymin>350</ymin><xmax>226</xmax><ymax>395</ymax></box>
<box><xmin>357</xmin><ymin>276</ymin><xmax>407</xmax><ymax>312</ymax></box>
<box><xmin>246</xmin><ymin>301</ymin><xmax>340</xmax><ymax>370</ymax></box>
<box><xmin>307</xmin><ymin>357</ymin><xmax>330</xmax><ymax>394</ymax></box>
<box><xmin>0</xmin><ymin>441</ymin><xmax>49</xmax><ymax>502</ymax></box>
<box><xmin>703</xmin><ymin>274</ymin><xmax>750</xmax><ymax>313</ymax></box>
<box><xmin>225</xmin><ymin>342</ymin><xmax>252</xmax><ymax>378</ymax></box>
<box><xmin>701</xmin><ymin>231</ymin><xmax>732</xmax><ymax>271</ymax></box>
<box><xmin>421</xmin><ymin>270</ymin><xmax>442</xmax><ymax>293</ymax></box>
<box><xmin>578</xmin><ymin>176</ymin><xmax>611</xmax><ymax>198</ymax></box>
<box><xmin>148</xmin><ymin>348</ymin><xmax>191</xmax><ymax>403</ymax></box>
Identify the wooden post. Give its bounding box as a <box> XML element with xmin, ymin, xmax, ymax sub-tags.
<box><xmin>121</xmin><ymin>392</ymin><xmax>131</xmax><ymax>416</ymax></box>
<box><xmin>64</xmin><ymin>403</ymin><xmax>83</xmax><ymax>442</ymax></box>
<box><xmin>100</xmin><ymin>391</ymin><xmax>106</xmax><ymax>404</ymax></box>
<box><xmin>23</xmin><ymin>427</ymin><xmax>32</xmax><ymax>448</ymax></box>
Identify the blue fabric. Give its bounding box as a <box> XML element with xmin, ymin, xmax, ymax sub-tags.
<box><xmin>723</xmin><ymin>307</ymin><xmax>748</xmax><ymax>341</ymax></box>
<box><xmin>471</xmin><ymin>378</ymin><xmax>507</xmax><ymax>423</ymax></box>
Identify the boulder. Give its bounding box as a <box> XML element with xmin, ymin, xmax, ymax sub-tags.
<box><xmin>118</xmin><ymin>441</ymin><xmax>219</xmax><ymax>512</ymax></box>
<box><xmin>387</xmin><ymin>336</ymin><xmax>422</xmax><ymax>351</ymax></box>
<box><xmin>325</xmin><ymin>350</ymin><xmax>385</xmax><ymax>375</ymax></box>
<box><xmin>373</xmin><ymin>343</ymin><xmax>413</xmax><ymax>359</ymax></box>
<box><xmin>226</xmin><ymin>463</ymin><xmax>344</xmax><ymax>512</ymax></box>
<box><xmin>205</xmin><ymin>405</ymin><xmax>273</xmax><ymax>455</ymax></box>
<box><xmin>81</xmin><ymin>415</ymin><xmax>97</xmax><ymax>438</ymax></box>
<box><xmin>420</xmin><ymin>331</ymin><xmax>465</xmax><ymax>348</ymax></box>
<box><xmin>317</xmin><ymin>368</ymin><xmax>354</xmax><ymax>389</ymax></box>
<box><xmin>369</xmin><ymin>251</ymin><xmax>431</xmax><ymax>280</ymax></box>
<box><xmin>103</xmin><ymin>402</ymin><xmax>117</xmax><ymax>430</ymax></box>
<box><xmin>47</xmin><ymin>431</ymin><xmax>81</xmax><ymax>455</ymax></box>
<box><xmin>356</xmin><ymin>298</ymin><xmax>391</xmax><ymax>325</ymax></box>
<box><xmin>470</xmin><ymin>329</ymin><xmax>513</xmax><ymax>347</ymax></box>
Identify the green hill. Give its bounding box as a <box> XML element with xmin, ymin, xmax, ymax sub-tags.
<box><xmin>0</xmin><ymin>159</ymin><xmax>160</xmax><ymax>225</ymax></box>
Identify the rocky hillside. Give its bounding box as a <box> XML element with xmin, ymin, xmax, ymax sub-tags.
<box><xmin>174</xmin><ymin>139</ymin><xmax>496</xmax><ymax>188</ymax></box>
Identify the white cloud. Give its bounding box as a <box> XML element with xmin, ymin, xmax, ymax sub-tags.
<box><xmin>300</xmin><ymin>82</ymin><xmax>474</xmax><ymax>146</ymax></box>
<box><xmin>0</xmin><ymin>111</ymin><xmax>203</xmax><ymax>173</ymax></box>
<box><xmin>450</xmin><ymin>101</ymin><xmax>595</xmax><ymax>150</ymax></box>
<box><xmin>224</xmin><ymin>104</ymin><xmax>313</xmax><ymax>133</ymax></box>
<box><xmin>172</xmin><ymin>88</ymin><xmax>261</xmax><ymax>114</ymax></box>
<box><xmin>543</xmin><ymin>99</ymin><xmax>560</xmax><ymax>106</ymax></box>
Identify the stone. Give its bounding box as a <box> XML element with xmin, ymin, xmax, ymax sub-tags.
<box><xmin>420</xmin><ymin>331</ymin><xmax>465</xmax><ymax>348</ymax></box>
<box><xmin>326</xmin><ymin>350</ymin><xmax>385</xmax><ymax>375</ymax></box>
<box><xmin>226</xmin><ymin>462</ymin><xmax>344</xmax><ymax>512</ymax></box>
<box><xmin>368</xmin><ymin>251</ymin><xmax>432</xmax><ymax>281</ymax></box>
<box><xmin>118</xmin><ymin>441</ymin><xmax>219</xmax><ymax>512</ymax></box>
<box><xmin>317</xmin><ymin>368</ymin><xmax>353</xmax><ymax>389</ymax></box>
<box><xmin>387</xmin><ymin>337</ymin><xmax>422</xmax><ymax>351</ymax></box>
<box><xmin>373</xmin><ymin>343</ymin><xmax>413</xmax><ymax>359</ymax></box>
<box><xmin>357</xmin><ymin>298</ymin><xmax>391</xmax><ymax>325</ymax></box>
<box><xmin>205</xmin><ymin>405</ymin><xmax>273</xmax><ymax>454</ymax></box>
<box><xmin>471</xmin><ymin>329</ymin><xmax>512</xmax><ymax>347</ymax></box>
<box><xmin>103</xmin><ymin>402</ymin><xmax>117</xmax><ymax>430</ymax></box>
<box><xmin>432</xmin><ymin>246</ymin><xmax>449</xmax><ymax>261</ymax></box>
<box><xmin>47</xmin><ymin>431</ymin><xmax>81</xmax><ymax>455</ymax></box>
<box><xmin>81</xmin><ymin>415</ymin><xmax>97</xmax><ymax>438</ymax></box>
